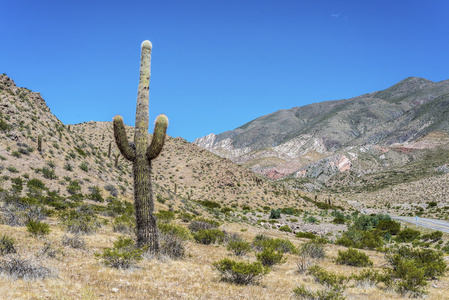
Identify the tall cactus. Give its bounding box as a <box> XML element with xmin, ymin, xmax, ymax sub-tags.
<box><xmin>113</xmin><ymin>40</ymin><xmax>168</xmax><ymax>250</ymax></box>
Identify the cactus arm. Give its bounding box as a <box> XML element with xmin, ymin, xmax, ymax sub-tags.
<box><xmin>113</xmin><ymin>115</ymin><xmax>136</xmax><ymax>161</ymax></box>
<box><xmin>147</xmin><ymin>114</ymin><xmax>168</xmax><ymax>160</ymax></box>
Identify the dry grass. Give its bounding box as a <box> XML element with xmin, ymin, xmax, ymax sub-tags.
<box><xmin>1</xmin><ymin>219</ymin><xmax>448</xmax><ymax>300</ymax></box>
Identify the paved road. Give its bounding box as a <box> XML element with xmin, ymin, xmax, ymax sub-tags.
<box><xmin>390</xmin><ymin>215</ymin><xmax>449</xmax><ymax>233</ymax></box>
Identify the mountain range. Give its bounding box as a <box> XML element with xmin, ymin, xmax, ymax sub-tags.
<box><xmin>194</xmin><ymin>77</ymin><xmax>449</xmax><ymax>190</ymax></box>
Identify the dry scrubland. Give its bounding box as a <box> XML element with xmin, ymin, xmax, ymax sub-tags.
<box><xmin>1</xmin><ymin>214</ymin><xmax>449</xmax><ymax>299</ymax></box>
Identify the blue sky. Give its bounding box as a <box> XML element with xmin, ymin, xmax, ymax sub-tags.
<box><xmin>1</xmin><ymin>1</ymin><xmax>448</xmax><ymax>142</ymax></box>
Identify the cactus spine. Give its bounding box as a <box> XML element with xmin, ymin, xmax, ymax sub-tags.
<box><xmin>113</xmin><ymin>40</ymin><xmax>168</xmax><ymax>250</ymax></box>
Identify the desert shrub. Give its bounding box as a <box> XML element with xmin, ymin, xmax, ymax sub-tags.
<box><xmin>95</xmin><ymin>237</ymin><xmax>143</xmax><ymax>269</ymax></box>
<box><xmin>213</xmin><ymin>258</ymin><xmax>269</xmax><ymax>285</ymax></box>
<box><xmin>387</xmin><ymin>246</ymin><xmax>447</xmax><ymax>279</ymax></box>
<box><xmin>394</xmin><ymin>259</ymin><xmax>427</xmax><ymax>297</ymax></box>
<box><xmin>63</xmin><ymin>162</ymin><xmax>73</xmax><ymax>171</ymax></box>
<box><xmin>269</xmin><ymin>209</ymin><xmax>281</xmax><ymax>219</ymax></box>
<box><xmin>193</xmin><ymin>229</ymin><xmax>224</xmax><ymax>245</ymax></box>
<box><xmin>292</xmin><ymin>285</ymin><xmax>345</xmax><ymax>300</ymax></box>
<box><xmin>299</xmin><ymin>240</ymin><xmax>325</xmax><ymax>260</ymax></box>
<box><xmin>159</xmin><ymin>233</ymin><xmax>186</xmax><ymax>259</ymax></box>
<box><xmin>256</xmin><ymin>247</ymin><xmax>286</xmax><ymax>267</ymax></box>
<box><xmin>385</xmin><ymin>246</ymin><xmax>447</xmax><ymax>296</ymax></box>
<box><xmin>61</xmin><ymin>234</ymin><xmax>86</xmax><ymax>249</ymax></box>
<box><xmin>27</xmin><ymin>178</ymin><xmax>46</xmax><ymax>190</ymax></box>
<box><xmin>0</xmin><ymin>257</ymin><xmax>53</xmax><ymax>280</ymax></box>
<box><xmin>2</xmin><ymin>202</ymin><xmax>47</xmax><ymax>227</ymax></box>
<box><xmin>220</xmin><ymin>207</ymin><xmax>233</xmax><ymax>214</ymax></box>
<box><xmin>295</xmin><ymin>231</ymin><xmax>317</xmax><ymax>239</ymax></box>
<box><xmin>351</xmin><ymin>214</ymin><xmax>390</xmax><ymax>232</ymax></box>
<box><xmin>59</xmin><ymin>206</ymin><xmax>100</xmax><ymax>234</ymax></box>
<box><xmin>279</xmin><ymin>225</ymin><xmax>292</xmax><ymax>233</ymax></box>
<box><xmin>112</xmin><ymin>215</ymin><xmax>136</xmax><ymax>234</ymax></box>
<box><xmin>157</xmin><ymin>222</ymin><xmax>192</xmax><ymax>240</ymax></box>
<box><xmin>179</xmin><ymin>212</ymin><xmax>194</xmax><ymax>222</ymax></box>
<box><xmin>198</xmin><ymin>200</ymin><xmax>221</xmax><ymax>209</ymax></box>
<box><xmin>79</xmin><ymin>162</ymin><xmax>89</xmax><ymax>172</ymax></box>
<box><xmin>351</xmin><ymin>269</ymin><xmax>391</xmax><ymax>288</ymax></box>
<box><xmin>26</xmin><ymin>220</ymin><xmax>50</xmax><ymax>237</ymax></box>
<box><xmin>335</xmin><ymin>229</ymin><xmax>384</xmax><ymax>250</ymax></box>
<box><xmin>105</xmin><ymin>198</ymin><xmax>134</xmax><ymax>217</ymax></box>
<box><xmin>155</xmin><ymin>210</ymin><xmax>175</xmax><ymax>223</ymax></box>
<box><xmin>0</xmin><ymin>235</ymin><xmax>16</xmax><ymax>255</ymax></box>
<box><xmin>332</xmin><ymin>217</ymin><xmax>346</xmax><ymax>224</ymax></box>
<box><xmin>252</xmin><ymin>234</ymin><xmax>296</xmax><ymax>254</ymax></box>
<box><xmin>104</xmin><ymin>184</ymin><xmax>119</xmax><ymax>197</ymax></box>
<box><xmin>42</xmin><ymin>167</ymin><xmax>57</xmax><ymax>180</ymax></box>
<box><xmin>66</xmin><ymin>180</ymin><xmax>81</xmax><ymax>195</ymax></box>
<box><xmin>227</xmin><ymin>239</ymin><xmax>252</xmax><ymax>256</ymax></box>
<box><xmin>376</xmin><ymin>219</ymin><xmax>401</xmax><ymax>235</ymax></box>
<box><xmin>308</xmin><ymin>265</ymin><xmax>349</xmax><ymax>291</ymax></box>
<box><xmin>74</xmin><ymin>147</ymin><xmax>87</xmax><ymax>157</ymax></box>
<box><xmin>335</xmin><ymin>248</ymin><xmax>373</xmax><ymax>267</ymax></box>
<box><xmin>188</xmin><ymin>218</ymin><xmax>220</xmax><ymax>232</ymax></box>
<box><xmin>421</xmin><ymin>230</ymin><xmax>443</xmax><ymax>242</ymax></box>
<box><xmin>87</xmin><ymin>186</ymin><xmax>103</xmax><ymax>202</ymax></box>
<box><xmin>427</xmin><ymin>201</ymin><xmax>437</xmax><ymax>208</ymax></box>
<box><xmin>396</xmin><ymin>228</ymin><xmax>421</xmax><ymax>243</ymax></box>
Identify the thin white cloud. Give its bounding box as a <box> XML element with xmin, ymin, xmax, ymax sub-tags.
<box><xmin>331</xmin><ymin>13</ymin><xmax>341</xmax><ymax>18</ymax></box>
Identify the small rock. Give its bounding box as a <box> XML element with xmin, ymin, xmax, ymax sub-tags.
<box><xmin>432</xmin><ymin>284</ymin><xmax>438</xmax><ymax>288</ymax></box>
<box><xmin>111</xmin><ymin>288</ymin><xmax>119</xmax><ymax>293</ymax></box>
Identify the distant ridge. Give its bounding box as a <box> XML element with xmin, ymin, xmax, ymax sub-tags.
<box><xmin>194</xmin><ymin>77</ymin><xmax>449</xmax><ymax>183</ymax></box>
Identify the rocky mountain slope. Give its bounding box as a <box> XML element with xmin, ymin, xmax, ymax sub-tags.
<box><xmin>0</xmin><ymin>74</ymin><xmax>308</xmax><ymax>214</ymax></box>
<box><xmin>194</xmin><ymin>77</ymin><xmax>449</xmax><ymax>186</ymax></box>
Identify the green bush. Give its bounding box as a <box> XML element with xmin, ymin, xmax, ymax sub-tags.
<box><xmin>159</xmin><ymin>233</ymin><xmax>186</xmax><ymax>259</ymax></box>
<box><xmin>87</xmin><ymin>186</ymin><xmax>103</xmax><ymax>202</ymax></box>
<box><xmin>155</xmin><ymin>210</ymin><xmax>175</xmax><ymax>223</ymax></box>
<box><xmin>157</xmin><ymin>222</ymin><xmax>192</xmax><ymax>241</ymax></box>
<box><xmin>308</xmin><ymin>265</ymin><xmax>348</xmax><ymax>290</ymax></box>
<box><xmin>213</xmin><ymin>258</ymin><xmax>269</xmax><ymax>285</ymax></box>
<box><xmin>421</xmin><ymin>230</ymin><xmax>443</xmax><ymax>242</ymax></box>
<box><xmin>376</xmin><ymin>219</ymin><xmax>401</xmax><ymax>235</ymax></box>
<box><xmin>66</xmin><ymin>180</ymin><xmax>82</xmax><ymax>195</ymax></box>
<box><xmin>279</xmin><ymin>225</ymin><xmax>292</xmax><ymax>233</ymax></box>
<box><xmin>299</xmin><ymin>240</ymin><xmax>325</xmax><ymax>260</ymax></box>
<box><xmin>26</xmin><ymin>220</ymin><xmax>50</xmax><ymax>237</ymax></box>
<box><xmin>26</xmin><ymin>178</ymin><xmax>46</xmax><ymax>190</ymax></box>
<box><xmin>335</xmin><ymin>229</ymin><xmax>384</xmax><ymax>250</ymax></box>
<box><xmin>179</xmin><ymin>212</ymin><xmax>194</xmax><ymax>222</ymax></box>
<box><xmin>396</xmin><ymin>228</ymin><xmax>421</xmax><ymax>243</ymax></box>
<box><xmin>198</xmin><ymin>200</ymin><xmax>221</xmax><ymax>209</ymax></box>
<box><xmin>252</xmin><ymin>234</ymin><xmax>296</xmax><ymax>254</ymax></box>
<box><xmin>335</xmin><ymin>248</ymin><xmax>373</xmax><ymax>267</ymax></box>
<box><xmin>227</xmin><ymin>240</ymin><xmax>252</xmax><ymax>256</ymax></box>
<box><xmin>79</xmin><ymin>162</ymin><xmax>89</xmax><ymax>172</ymax></box>
<box><xmin>269</xmin><ymin>209</ymin><xmax>281</xmax><ymax>219</ymax></box>
<box><xmin>112</xmin><ymin>214</ymin><xmax>136</xmax><ymax>234</ymax></box>
<box><xmin>188</xmin><ymin>218</ymin><xmax>220</xmax><ymax>232</ymax></box>
<box><xmin>59</xmin><ymin>207</ymin><xmax>100</xmax><ymax>234</ymax></box>
<box><xmin>385</xmin><ymin>246</ymin><xmax>447</xmax><ymax>296</ymax></box>
<box><xmin>0</xmin><ymin>235</ymin><xmax>16</xmax><ymax>255</ymax></box>
<box><xmin>295</xmin><ymin>231</ymin><xmax>317</xmax><ymax>239</ymax></box>
<box><xmin>292</xmin><ymin>285</ymin><xmax>345</xmax><ymax>300</ymax></box>
<box><xmin>95</xmin><ymin>237</ymin><xmax>143</xmax><ymax>269</ymax></box>
<box><xmin>256</xmin><ymin>247</ymin><xmax>286</xmax><ymax>267</ymax></box>
<box><xmin>193</xmin><ymin>229</ymin><xmax>224</xmax><ymax>245</ymax></box>
<box><xmin>352</xmin><ymin>214</ymin><xmax>390</xmax><ymax>231</ymax></box>
<box><xmin>332</xmin><ymin>217</ymin><xmax>346</xmax><ymax>224</ymax></box>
